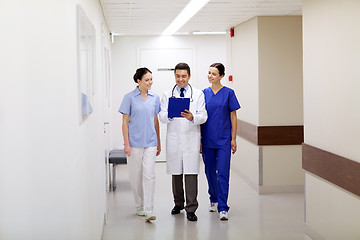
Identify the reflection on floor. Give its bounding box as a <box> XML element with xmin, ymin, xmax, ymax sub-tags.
<box><xmin>102</xmin><ymin>162</ymin><xmax>309</xmax><ymax>240</ymax></box>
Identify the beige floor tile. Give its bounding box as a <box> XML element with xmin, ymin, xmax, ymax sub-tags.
<box><xmin>103</xmin><ymin>162</ymin><xmax>306</xmax><ymax>240</ymax></box>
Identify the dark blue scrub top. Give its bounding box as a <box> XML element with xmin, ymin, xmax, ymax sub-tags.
<box><xmin>201</xmin><ymin>86</ymin><xmax>240</xmax><ymax>148</ymax></box>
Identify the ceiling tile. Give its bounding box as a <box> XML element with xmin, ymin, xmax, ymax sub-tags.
<box><xmin>100</xmin><ymin>0</ymin><xmax>302</xmax><ymax>36</ymax></box>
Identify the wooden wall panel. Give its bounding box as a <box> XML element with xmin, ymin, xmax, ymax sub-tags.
<box><xmin>302</xmin><ymin>143</ymin><xmax>360</xmax><ymax>197</ymax></box>
<box><xmin>237</xmin><ymin>120</ymin><xmax>303</xmax><ymax>146</ymax></box>
<box><xmin>258</xmin><ymin>126</ymin><xmax>304</xmax><ymax>145</ymax></box>
<box><xmin>236</xmin><ymin>121</ymin><xmax>360</xmax><ymax>197</ymax></box>
<box><xmin>237</xmin><ymin>119</ymin><xmax>257</xmax><ymax>145</ymax></box>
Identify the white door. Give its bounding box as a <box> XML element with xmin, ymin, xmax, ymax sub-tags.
<box><xmin>139</xmin><ymin>48</ymin><xmax>195</xmax><ymax>161</ymax></box>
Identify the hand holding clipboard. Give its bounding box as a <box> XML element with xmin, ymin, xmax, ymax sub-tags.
<box><xmin>168</xmin><ymin>98</ymin><xmax>192</xmax><ymax>120</ymax></box>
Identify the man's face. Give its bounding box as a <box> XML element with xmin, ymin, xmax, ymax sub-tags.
<box><xmin>175</xmin><ymin>69</ymin><xmax>190</xmax><ymax>89</ymax></box>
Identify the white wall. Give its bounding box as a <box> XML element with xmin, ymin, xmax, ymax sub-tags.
<box><xmin>0</xmin><ymin>1</ymin><xmax>110</xmax><ymax>239</ymax></box>
<box><xmin>303</xmin><ymin>0</ymin><xmax>360</xmax><ymax>159</ymax></box>
<box><xmin>228</xmin><ymin>17</ymin><xmax>260</xmax><ymax>187</ymax></box>
<box><xmin>258</xmin><ymin>16</ymin><xmax>304</xmax><ymax>193</ymax></box>
<box><xmin>258</xmin><ymin>16</ymin><xmax>303</xmax><ymax>126</ymax></box>
<box><xmin>228</xmin><ymin>16</ymin><xmax>304</xmax><ymax>193</ymax></box>
<box><xmin>228</xmin><ymin>18</ymin><xmax>260</xmax><ymax>125</ymax></box>
<box><xmin>303</xmin><ymin>0</ymin><xmax>360</xmax><ymax>238</ymax></box>
<box><xmin>110</xmin><ymin>35</ymin><xmax>226</xmax><ymax>157</ymax></box>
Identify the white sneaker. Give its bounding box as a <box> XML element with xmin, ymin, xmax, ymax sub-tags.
<box><xmin>145</xmin><ymin>212</ymin><xmax>156</xmax><ymax>221</ymax></box>
<box><xmin>219</xmin><ymin>211</ymin><xmax>228</xmax><ymax>221</ymax></box>
<box><xmin>209</xmin><ymin>202</ymin><xmax>218</xmax><ymax>212</ymax></box>
<box><xmin>136</xmin><ymin>208</ymin><xmax>146</xmax><ymax>216</ymax></box>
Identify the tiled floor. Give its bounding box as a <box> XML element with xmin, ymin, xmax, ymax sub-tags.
<box><xmin>102</xmin><ymin>162</ymin><xmax>308</xmax><ymax>240</ymax></box>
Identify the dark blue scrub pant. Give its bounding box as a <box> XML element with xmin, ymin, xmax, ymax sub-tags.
<box><xmin>202</xmin><ymin>145</ymin><xmax>231</xmax><ymax>212</ymax></box>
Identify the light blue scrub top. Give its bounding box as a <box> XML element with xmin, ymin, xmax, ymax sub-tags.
<box><xmin>119</xmin><ymin>87</ymin><xmax>161</xmax><ymax>147</ymax></box>
<box><xmin>201</xmin><ymin>86</ymin><xmax>240</xmax><ymax>148</ymax></box>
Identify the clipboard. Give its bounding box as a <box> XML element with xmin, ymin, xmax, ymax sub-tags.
<box><xmin>168</xmin><ymin>97</ymin><xmax>190</xmax><ymax>118</ymax></box>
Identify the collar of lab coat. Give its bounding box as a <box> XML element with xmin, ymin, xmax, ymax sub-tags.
<box><xmin>175</xmin><ymin>85</ymin><xmax>189</xmax><ymax>95</ymax></box>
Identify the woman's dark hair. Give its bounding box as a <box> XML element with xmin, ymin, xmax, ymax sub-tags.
<box><xmin>174</xmin><ymin>62</ymin><xmax>191</xmax><ymax>75</ymax></box>
<box><xmin>210</xmin><ymin>63</ymin><xmax>225</xmax><ymax>77</ymax></box>
<box><xmin>133</xmin><ymin>67</ymin><xmax>152</xmax><ymax>83</ymax></box>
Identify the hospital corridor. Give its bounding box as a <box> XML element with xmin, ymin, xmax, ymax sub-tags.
<box><xmin>102</xmin><ymin>162</ymin><xmax>306</xmax><ymax>240</ymax></box>
<box><xmin>1</xmin><ymin>1</ymin><xmax>360</xmax><ymax>240</ymax></box>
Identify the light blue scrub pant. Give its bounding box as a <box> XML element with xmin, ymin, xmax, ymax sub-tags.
<box><xmin>202</xmin><ymin>145</ymin><xmax>231</xmax><ymax>212</ymax></box>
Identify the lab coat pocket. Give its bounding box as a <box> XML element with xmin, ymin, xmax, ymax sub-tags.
<box><xmin>167</xmin><ymin>132</ymin><xmax>178</xmax><ymax>154</ymax></box>
<box><xmin>189</xmin><ymin>131</ymin><xmax>201</xmax><ymax>151</ymax></box>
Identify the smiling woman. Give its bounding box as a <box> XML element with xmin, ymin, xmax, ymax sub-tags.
<box><xmin>201</xmin><ymin>63</ymin><xmax>241</xmax><ymax>220</ymax></box>
<box><xmin>118</xmin><ymin>67</ymin><xmax>161</xmax><ymax>222</ymax></box>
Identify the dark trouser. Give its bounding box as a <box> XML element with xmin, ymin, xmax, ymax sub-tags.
<box><xmin>172</xmin><ymin>174</ymin><xmax>198</xmax><ymax>213</ymax></box>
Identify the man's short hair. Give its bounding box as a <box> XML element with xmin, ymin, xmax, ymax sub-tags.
<box><xmin>174</xmin><ymin>62</ymin><xmax>190</xmax><ymax>75</ymax></box>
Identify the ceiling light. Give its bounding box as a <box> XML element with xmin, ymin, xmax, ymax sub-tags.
<box><xmin>192</xmin><ymin>31</ymin><xmax>227</xmax><ymax>35</ymax></box>
<box><xmin>174</xmin><ymin>32</ymin><xmax>192</xmax><ymax>35</ymax></box>
<box><xmin>161</xmin><ymin>0</ymin><xmax>209</xmax><ymax>36</ymax></box>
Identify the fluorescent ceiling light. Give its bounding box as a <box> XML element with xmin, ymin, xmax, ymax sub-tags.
<box><xmin>161</xmin><ymin>0</ymin><xmax>209</xmax><ymax>36</ymax></box>
<box><xmin>174</xmin><ymin>32</ymin><xmax>192</xmax><ymax>35</ymax></box>
<box><xmin>193</xmin><ymin>31</ymin><xmax>227</xmax><ymax>35</ymax></box>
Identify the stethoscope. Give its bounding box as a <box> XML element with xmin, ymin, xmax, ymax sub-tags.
<box><xmin>171</xmin><ymin>83</ymin><xmax>193</xmax><ymax>102</ymax></box>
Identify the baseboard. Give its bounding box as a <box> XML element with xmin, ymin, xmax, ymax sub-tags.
<box><xmin>304</xmin><ymin>223</ymin><xmax>326</xmax><ymax>240</ymax></box>
<box><xmin>232</xmin><ymin>165</ymin><xmax>304</xmax><ymax>194</ymax></box>
<box><xmin>101</xmin><ymin>213</ymin><xmax>106</xmax><ymax>240</ymax></box>
<box><xmin>259</xmin><ymin>184</ymin><xmax>304</xmax><ymax>194</ymax></box>
<box><xmin>231</xmin><ymin>166</ymin><xmax>260</xmax><ymax>192</ymax></box>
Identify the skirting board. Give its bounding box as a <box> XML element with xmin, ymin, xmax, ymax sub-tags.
<box><xmin>232</xmin><ymin>165</ymin><xmax>304</xmax><ymax>194</ymax></box>
<box><xmin>231</xmin><ymin>165</ymin><xmax>260</xmax><ymax>193</ymax></box>
<box><xmin>101</xmin><ymin>213</ymin><xmax>107</xmax><ymax>240</ymax></box>
<box><xmin>304</xmin><ymin>223</ymin><xmax>326</xmax><ymax>240</ymax></box>
<box><xmin>259</xmin><ymin>185</ymin><xmax>304</xmax><ymax>194</ymax></box>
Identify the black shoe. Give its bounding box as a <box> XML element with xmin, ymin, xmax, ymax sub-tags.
<box><xmin>171</xmin><ymin>205</ymin><xmax>184</xmax><ymax>215</ymax></box>
<box><xmin>186</xmin><ymin>212</ymin><xmax>198</xmax><ymax>221</ymax></box>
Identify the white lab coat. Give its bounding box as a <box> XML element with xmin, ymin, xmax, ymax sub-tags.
<box><xmin>159</xmin><ymin>86</ymin><xmax>208</xmax><ymax>175</ymax></box>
